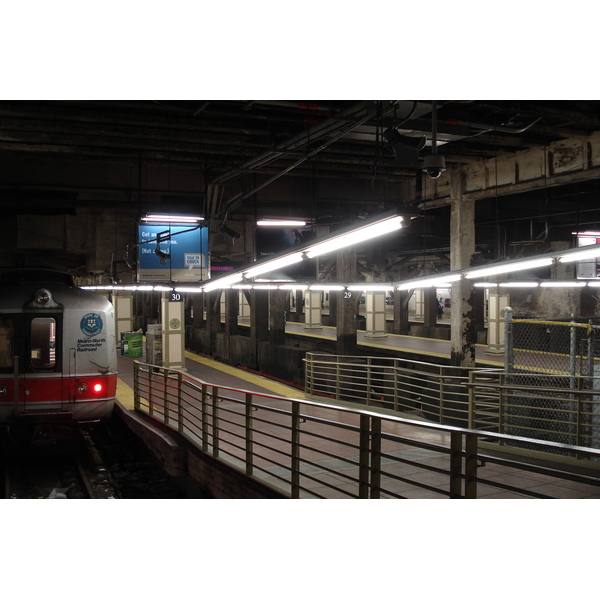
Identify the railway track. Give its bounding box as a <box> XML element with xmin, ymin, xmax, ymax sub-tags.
<box><xmin>1</xmin><ymin>411</ymin><xmax>199</xmax><ymax>498</ymax></box>
<box><xmin>2</xmin><ymin>435</ymin><xmax>119</xmax><ymax>499</ymax></box>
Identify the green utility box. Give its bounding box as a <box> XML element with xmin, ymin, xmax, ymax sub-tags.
<box><xmin>121</xmin><ymin>331</ymin><xmax>143</xmax><ymax>358</ymax></box>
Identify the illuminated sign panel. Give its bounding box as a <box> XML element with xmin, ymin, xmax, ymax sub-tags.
<box><xmin>137</xmin><ymin>224</ymin><xmax>209</xmax><ymax>282</ymax></box>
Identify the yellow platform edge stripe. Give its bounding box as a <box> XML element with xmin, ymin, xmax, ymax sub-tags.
<box><xmin>184</xmin><ymin>350</ymin><xmax>308</xmax><ymax>399</ymax></box>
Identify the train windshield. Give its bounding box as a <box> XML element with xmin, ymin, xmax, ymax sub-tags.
<box><xmin>30</xmin><ymin>317</ymin><xmax>56</xmax><ymax>369</ymax></box>
<box><xmin>0</xmin><ymin>318</ymin><xmax>14</xmax><ymax>369</ymax></box>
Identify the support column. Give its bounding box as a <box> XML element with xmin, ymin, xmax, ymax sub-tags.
<box><xmin>487</xmin><ymin>292</ymin><xmax>510</xmax><ymax>354</ymax></box>
<box><xmin>449</xmin><ymin>167</ymin><xmax>476</xmax><ymax>367</ymax></box>
<box><xmin>113</xmin><ymin>293</ymin><xmax>133</xmax><ymax>349</ymax></box>
<box><xmin>161</xmin><ymin>292</ymin><xmax>186</xmax><ymax>370</ymax></box>
<box><xmin>269</xmin><ymin>289</ymin><xmax>287</xmax><ymax>345</ymax></box>
<box><xmin>423</xmin><ymin>287</ymin><xmax>437</xmax><ymax>328</ymax></box>
<box><xmin>365</xmin><ymin>291</ymin><xmax>388</xmax><ymax>338</ymax></box>
<box><xmin>336</xmin><ymin>248</ymin><xmax>357</xmax><ymax>355</ymax></box>
<box><xmin>393</xmin><ymin>289</ymin><xmax>410</xmax><ymax>335</ymax></box>
<box><xmin>304</xmin><ymin>290</ymin><xmax>323</xmax><ymax>330</ymax></box>
<box><xmin>250</xmin><ymin>289</ymin><xmax>269</xmax><ymax>342</ymax></box>
<box><xmin>224</xmin><ymin>288</ymin><xmax>239</xmax><ymax>337</ymax></box>
<box><xmin>205</xmin><ymin>290</ymin><xmax>222</xmax><ymax>356</ymax></box>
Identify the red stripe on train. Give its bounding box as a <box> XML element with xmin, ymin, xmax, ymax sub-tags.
<box><xmin>0</xmin><ymin>375</ymin><xmax>117</xmax><ymax>404</ymax></box>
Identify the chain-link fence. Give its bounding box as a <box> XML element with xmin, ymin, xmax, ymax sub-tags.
<box><xmin>502</xmin><ymin>312</ymin><xmax>600</xmax><ymax>453</ymax></box>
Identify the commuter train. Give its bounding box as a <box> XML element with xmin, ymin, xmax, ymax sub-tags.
<box><xmin>0</xmin><ymin>268</ymin><xmax>117</xmax><ymax>442</ymax></box>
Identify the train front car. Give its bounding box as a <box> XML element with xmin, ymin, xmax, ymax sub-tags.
<box><xmin>0</xmin><ymin>269</ymin><xmax>117</xmax><ymax>444</ymax></box>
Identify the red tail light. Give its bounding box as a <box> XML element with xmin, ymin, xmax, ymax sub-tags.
<box><xmin>93</xmin><ymin>383</ymin><xmax>103</xmax><ymax>393</ymax></box>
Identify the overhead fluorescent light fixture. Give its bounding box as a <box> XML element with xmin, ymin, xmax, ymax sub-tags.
<box><xmin>464</xmin><ymin>257</ymin><xmax>554</xmax><ymax>279</ymax></box>
<box><xmin>558</xmin><ymin>244</ymin><xmax>600</xmax><ymax>263</ymax></box>
<box><xmin>141</xmin><ymin>214</ymin><xmax>204</xmax><ymax>223</ymax></box>
<box><xmin>257</xmin><ymin>219</ymin><xmax>307</xmax><ymax>227</ymax></box>
<box><xmin>198</xmin><ymin>210</ymin><xmax>405</xmax><ymax>292</ymax></box>
<box><xmin>498</xmin><ymin>281</ymin><xmax>539</xmax><ymax>288</ymax></box>
<box><xmin>242</xmin><ymin>253</ymin><xmax>304</xmax><ymax>279</ymax></box>
<box><xmin>397</xmin><ymin>274</ymin><xmax>461</xmax><ymax>290</ymax></box>
<box><xmin>539</xmin><ymin>281</ymin><xmax>587</xmax><ymax>287</ymax></box>
<box><xmin>347</xmin><ymin>285</ymin><xmax>394</xmax><ymax>292</ymax></box>
<box><xmin>309</xmin><ymin>285</ymin><xmax>345</xmax><ymax>291</ymax></box>
<box><xmin>203</xmin><ymin>273</ymin><xmax>243</xmax><ymax>292</ymax></box>
<box><xmin>304</xmin><ymin>214</ymin><xmax>403</xmax><ymax>259</ymax></box>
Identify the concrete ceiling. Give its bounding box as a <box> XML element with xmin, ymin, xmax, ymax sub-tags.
<box><xmin>2</xmin><ymin>99</ymin><xmax>600</xmax><ymax>279</ymax></box>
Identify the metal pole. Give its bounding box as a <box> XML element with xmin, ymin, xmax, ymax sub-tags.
<box><xmin>245</xmin><ymin>393</ymin><xmax>254</xmax><ymax>477</ymax></box>
<box><xmin>291</xmin><ymin>403</ymin><xmax>301</xmax><ymax>498</ymax></box>
<box><xmin>359</xmin><ymin>414</ymin><xmax>371</xmax><ymax>499</ymax></box>
<box><xmin>503</xmin><ymin>306</ymin><xmax>513</xmax><ymax>374</ymax></box>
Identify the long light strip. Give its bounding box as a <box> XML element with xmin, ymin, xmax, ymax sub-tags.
<box><xmin>558</xmin><ymin>244</ymin><xmax>600</xmax><ymax>263</ymax></box>
<box><xmin>540</xmin><ymin>281</ymin><xmax>587</xmax><ymax>287</ymax></box>
<box><xmin>498</xmin><ymin>281</ymin><xmax>539</xmax><ymax>288</ymax></box>
<box><xmin>305</xmin><ymin>216</ymin><xmax>403</xmax><ymax>259</ymax></box>
<box><xmin>242</xmin><ymin>252</ymin><xmax>304</xmax><ymax>278</ymax></box>
<box><xmin>464</xmin><ymin>257</ymin><xmax>554</xmax><ymax>279</ymax></box>
<box><xmin>397</xmin><ymin>274</ymin><xmax>461</xmax><ymax>290</ymax></box>
<box><xmin>141</xmin><ymin>214</ymin><xmax>204</xmax><ymax>223</ymax></box>
<box><xmin>257</xmin><ymin>219</ymin><xmax>307</xmax><ymax>227</ymax></box>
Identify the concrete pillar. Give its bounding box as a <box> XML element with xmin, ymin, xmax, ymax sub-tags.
<box><xmin>423</xmin><ymin>287</ymin><xmax>437</xmax><ymax>328</ymax></box>
<box><xmin>269</xmin><ymin>289</ymin><xmax>287</xmax><ymax>346</ymax></box>
<box><xmin>205</xmin><ymin>290</ymin><xmax>222</xmax><ymax>355</ymax></box>
<box><xmin>449</xmin><ymin>167</ymin><xmax>476</xmax><ymax>367</ymax></box>
<box><xmin>487</xmin><ymin>293</ymin><xmax>510</xmax><ymax>354</ymax></box>
<box><xmin>224</xmin><ymin>288</ymin><xmax>239</xmax><ymax>337</ymax></box>
<box><xmin>113</xmin><ymin>293</ymin><xmax>133</xmax><ymax>349</ymax></box>
<box><xmin>365</xmin><ymin>290</ymin><xmax>388</xmax><ymax>338</ymax></box>
<box><xmin>336</xmin><ymin>248</ymin><xmax>357</xmax><ymax>355</ymax></box>
<box><xmin>250</xmin><ymin>289</ymin><xmax>269</xmax><ymax>342</ymax></box>
<box><xmin>304</xmin><ymin>290</ymin><xmax>323</xmax><ymax>329</ymax></box>
<box><xmin>392</xmin><ymin>289</ymin><xmax>410</xmax><ymax>335</ymax></box>
<box><xmin>294</xmin><ymin>290</ymin><xmax>304</xmax><ymax>322</ymax></box>
<box><xmin>161</xmin><ymin>292</ymin><xmax>186</xmax><ymax>370</ymax></box>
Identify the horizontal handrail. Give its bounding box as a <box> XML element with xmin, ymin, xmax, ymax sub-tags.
<box><xmin>133</xmin><ymin>360</ymin><xmax>600</xmax><ymax>499</ymax></box>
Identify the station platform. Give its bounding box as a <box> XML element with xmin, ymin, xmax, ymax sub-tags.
<box><xmin>282</xmin><ymin>321</ymin><xmax>505</xmax><ymax>368</ymax></box>
<box><xmin>114</xmin><ymin>347</ymin><xmax>600</xmax><ymax>499</ymax></box>
<box><xmin>115</xmin><ymin>348</ymin><xmax>310</xmax><ymax>413</ymax></box>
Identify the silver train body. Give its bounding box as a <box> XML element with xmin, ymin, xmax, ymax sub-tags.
<box><xmin>0</xmin><ymin>269</ymin><xmax>117</xmax><ymax>429</ymax></box>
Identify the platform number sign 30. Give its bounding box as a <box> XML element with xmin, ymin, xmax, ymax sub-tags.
<box><xmin>169</xmin><ymin>291</ymin><xmax>184</xmax><ymax>302</ymax></box>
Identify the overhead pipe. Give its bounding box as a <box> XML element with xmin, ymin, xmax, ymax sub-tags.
<box><xmin>211</xmin><ymin>102</ymin><xmax>372</xmax><ymax>185</ymax></box>
<box><xmin>215</xmin><ymin>102</ymin><xmax>400</xmax><ymax>221</ymax></box>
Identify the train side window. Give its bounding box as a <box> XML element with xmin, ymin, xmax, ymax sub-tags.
<box><xmin>30</xmin><ymin>317</ymin><xmax>56</xmax><ymax>369</ymax></box>
<box><xmin>0</xmin><ymin>318</ymin><xmax>14</xmax><ymax>369</ymax></box>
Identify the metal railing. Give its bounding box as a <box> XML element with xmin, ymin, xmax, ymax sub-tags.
<box><xmin>467</xmin><ymin>370</ymin><xmax>600</xmax><ymax>454</ymax></box>
<box><xmin>304</xmin><ymin>352</ymin><xmax>600</xmax><ymax>454</ymax></box>
<box><xmin>303</xmin><ymin>352</ymin><xmax>485</xmax><ymax>426</ymax></box>
<box><xmin>133</xmin><ymin>360</ymin><xmax>600</xmax><ymax>498</ymax></box>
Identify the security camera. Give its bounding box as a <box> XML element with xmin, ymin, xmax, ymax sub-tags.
<box><xmin>422</xmin><ymin>154</ymin><xmax>446</xmax><ymax>179</ymax></box>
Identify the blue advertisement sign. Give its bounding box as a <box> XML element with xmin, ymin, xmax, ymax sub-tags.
<box><xmin>137</xmin><ymin>224</ymin><xmax>209</xmax><ymax>282</ymax></box>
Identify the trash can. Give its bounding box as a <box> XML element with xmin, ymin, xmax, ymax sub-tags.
<box><xmin>121</xmin><ymin>331</ymin><xmax>143</xmax><ymax>357</ymax></box>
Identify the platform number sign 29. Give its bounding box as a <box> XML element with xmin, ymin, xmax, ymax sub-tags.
<box><xmin>343</xmin><ymin>290</ymin><xmax>353</xmax><ymax>299</ymax></box>
<box><xmin>169</xmin><ymin>291</ymin><xmax>184</xmax><ymax>302</ymax></box>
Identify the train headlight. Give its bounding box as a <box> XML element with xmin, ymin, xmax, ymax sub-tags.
<box><xmin>0</xmin><ymin>385</ymin><xmax>8</xmax><ymax>397</ymax></box>
<box><xmin>77</xmin><ymin>383</ymin><xmax>89</xmax><ymax>395</ymax></box>
<box><xmin>34</xmin><ymin>288</ymin><xmax>52</xmax><ymax>305</ymax></box>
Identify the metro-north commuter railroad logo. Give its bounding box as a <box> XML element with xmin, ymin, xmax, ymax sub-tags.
<box><xmin>80</xmin><ymin>313</ymin><xmax>103</xmax><ymax>337</ymax></box>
